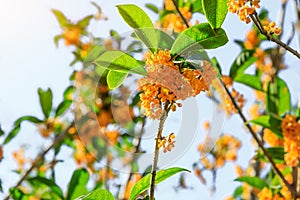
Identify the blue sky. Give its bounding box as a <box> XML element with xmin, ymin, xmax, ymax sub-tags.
<box><xmin>0</xmin><ymin>0</ymin><xmax>299</xmax><ymax>199</ymax></box>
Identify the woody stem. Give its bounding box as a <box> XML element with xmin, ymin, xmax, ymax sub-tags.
<box><xmin>149</xmin><ymin>103</ymin><xmax>170</xmax><ymax>200</ymax></box>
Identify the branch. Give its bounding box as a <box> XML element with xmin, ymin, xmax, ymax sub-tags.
<box><xmin>170</xmin><ymin>0</ymin><xmax>190</xmax><ymax>28</ymax></box>
<box><xmin>4</xmin><ymin>123</ymin><xmax>73</xmax><ymax>200</ymax></box>
<box><xmin>119</xmin><ymin>117</ymin><xmax>146</xmax><ymax>200</ymax></box>
<box><xmin>250</xmin><ymin>13</ymin><xmax>300</xmax><ymax>59</ymax></box>
<box><xmin>149</xmin><ymin>103</ymin><xmax>170</xmax><ymax>200</ymax></box>
<box><xmin>220</xmin><ymin>80</ymin><xmax>299</xmax><ymax>197</ymax></box>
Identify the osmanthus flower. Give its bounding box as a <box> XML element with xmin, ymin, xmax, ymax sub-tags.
<box><xmin>137</xmin><ymin>50</ymin><xmax>215</xmax><ymax>120</ymax></box>
<box><xmin>281</xmin><ymin>114</ymin><xmax>300</xmax><ymax>167</ymax></box>
<box><xmin>228</xmin><ymin>0</ymin><xmax>260</xmax><ymax>23</ymax></box>
<box><xmin>63</xmin><ymin>26</ymin><xmax>81</xmax><ymax>46</ymax></box>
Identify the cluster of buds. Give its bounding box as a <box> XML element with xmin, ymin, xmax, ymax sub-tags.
<box><xmin>157</xmin><ymin>133</ymin><xmax>176</xmax><ymax>153</ymax></box>
<box><xmin>263</xmin><ymin>21</ymin><xmax>281</xmax><ymax>35</ymax></box>
<box><xmin>228</xmin><ymin>0</ymin><xmax>260</xmax><ymax>23</ymax></box>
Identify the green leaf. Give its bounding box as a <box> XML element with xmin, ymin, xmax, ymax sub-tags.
<box><xmin>116</xmin><ymin>4</ymin><xmax>153</xmax><ymax>29</ymax></box>
<box><xmin>156</xmin><ymin>29</ymin><xmax>174</xmax><ymax>50</ymax></box>
<box><xmin>0</xmin><ymin>125</ymin><xmax>4</xmax><ymax>137</ymax></box>
<box><xmin>94</xmin><ymin>50</ymin><xmax>146</xmax><ymax>75</ymax></box>
<box><xmin>266</xmin><ymin>147</ymin><xmax>284</xmax><ymax>163</ymax></box>
<box><xmin>233</xmin><ymin>186</ymin><xmax>243</xmax><ymax>198</ymax></box>
<box><xmin>145</xmin><ymin>3</ymin><xmax>159</xmax><ymax>14</ymax></box>
<box><xmin>3</xmin><ymin>125</ymin><xmax>20</xmax><ymax>145</ymax></box>
<box><xmin>83</xmin><ymin>46</ymin><xmax>104</xmax><ymax>66</ymax></box>
<box><xmin>277</xmin><ymin>78</ymin><xmax>290</xmax><ymax>115</ymax></box>
<box><xmin>28</xmin><ymin>177</ymin><xmax>64</xmax><ymax>199</ymax></box>
<box><xmin>79</xmin><ymin>188</ymin><xmax>114</xmax><ymax>200</ymax></box>
<box><xmin>52</xmin><ymin>9</ymin><xmax>69</xmax><ymax>28</ymax></box>
<box><xmin>235</xmin><ymin>176</ymin><xmax>268</xmax><ymax>190</ymax></box>
<box><xmin>67</xmin><ymin>168</ymin><xmax>89</xmax><ymax>200</ymax></box>
<box><xmin>203</xmin><ymin>0</ymin><xmax>228</xmax><ymax>28</ymax></box>
<box><xmin>266</xmin><ymin>77</ymin><xmax>291</xmax><ymax>116</ymax></box>
<box><xmin>116</xmin><ymin>4</ymin><xmax>158</xmax><ymax>52</ymax></box>
<box><xmin>171</xmin><ymin>23</ymin><xmax>228</xmax><ymax>56</ymax></box>
<box><xmin>107</xmin><ymin>71</ymin><xmax>128</xmax><ymax>89</ymax></box>
<box><xmin>235</xmin><ymin>74</ymin><xmax>263</xmax><ymax>91</ymax></box>
<box><xmin>55</xmin><ymin>100</ymin><xmax>72</xmax><ymax>117</ymax></box>
<box><xmin>250</xmin><ymin>115</ymin><xmax>282</xmax><ymax>138</ymax></box>
<box><xmin>211</xmin><ymin>57</ymin><xmax>222</xmax><ymax>74</ymax></box>
<box><xmin>38</xmin><ymin>88</ymin><xmax>53</xmax><ymax>119</ymax></box>
<box><xmin>77</xmin><ymin>15</ymin><xmax>93</xmax><ymax>29</ymax></box>
<box><xmin>10</xmin><ymin>187</ymin><xmax>27</xmax><ymax>200</ymax></box>
<box><xmin>14</xmin><ymin>116</ymin><xmax>44</xmax><ymax>126</ymax></box>
<box><xmin>63</xmin><ymin>86</ymin><xmax>75</xmax><ymax>101</ymax></box>
<box><xmin>54</xmin><ymin>34</ymin><xmax>63</xmax><ymax>47</ymax></box>
<box><xmin>191</xmin><ymin>0</ymin><xmax>204</xmax><ymax>14</ymax></box>
<box><xmin>229</xmin><ymin>50</ymin><xmax>256</xmax><ymax>79</ymax></box>
<box><xmin>3</xmin><ymin>115</ymin><xmax>43</xmax><ymax>145</ymax></box>
<box><xmin>129</xmin><ymin>167</ymin><xmax>190</xmax><ymax>200</ymax></box>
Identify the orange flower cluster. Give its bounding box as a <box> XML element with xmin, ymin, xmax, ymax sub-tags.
<box><xmin>12</xmin><ymin>147</ymin><xmax>26</xmax><ymax>171</ymax></box>
<box><xmin>161</xmin><ymin>7</ymin><xmax>192</xmax><ymax>32</ymax></box>
<box><xmin>137</xmin><ymin>50</ymin><xmax>210</xmax><ymax>119</ymax></box>
<box><xmin>263</xmin><ymin>21</ymin><xmax>282</xmax><ymax>35</ymax></box>
<box><xmin>104</xmin><ymin>130</ymin><xmax>119</xmax><ymax>145</ymax></box>
<box><xmin>244</xmin><ymin>29</ymin><xmax>260</xmax><ymax>49</ymax></box>
<box><xmin>98</xmin><ymin>167</ymin><xmax>116</xmax><ymax>183</ymax></box>
<box><xmin>198</xmin><ymin>134</ymin><xmax>241</xmax><ymax>169</ymax></box>
<box><xmin>257</xmin><ymin>186</ymin><xmax>294</xmax><ymax>200</ymax></box>
<box><xmin>63</xmin><ymin>26</ymin><xmax>81</xmax><ymax>46</ymax></box>
<box><xmin>263</xmin><ymin>128</ymin><xmax>283</xmax><ymax>147</ymax></box>
<box><xmin>228</xmin><ymin>0</ymin><xmax>260</xmax><ymax>23</ymax></box>
<box><xmin>73</xmin><ymin>138</ymin><xmax>96</xmax><ymax>169</ymax></box>
<box><xmin>281</xmin><ymin>114</ymin><xmax>300</xmax><ymax>166</ymax></box>
<box><xmin>158</xmin><ymin>132</ymin><xmax>176</xmax><ymax>153</ymax></box>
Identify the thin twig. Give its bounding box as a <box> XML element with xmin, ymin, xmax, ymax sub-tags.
<box><xmin>4</xmin><ymin>123</ymin><xmax>73</xmax><ymax>200</ymax></box>
<box><xmin>250</xmin><ymin>13</ymin><xmax>300</xmax><ymax>59</ymax></box>
<box><xmin>277</xmin><ymin>0</ymin><xmax>288</xmax><ymax>40</ymax></box>
<box><xmin>170</xmin><ymin>0</ymin><xmax>190</xmax><ymax>28</ymax></box>
<box><xmin>119</xmin><ymin>117</ymin><xmax>146</xmax><ymax>200</ymax></box>
<box><xmin>220</xmin><ymin>80</ymin><xmax>299</xmax><ymax>197</ymax></box>
<box><xmin>149</xmin><ymin>103</ymin><xmax>170</xmax><ymax>200</ymax></box>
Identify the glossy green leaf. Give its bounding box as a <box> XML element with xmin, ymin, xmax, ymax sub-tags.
<box><xmin>191</xmin><ymin>0</ymin><xmax>204</xmax><ymax>14</ymax></box>
<box><xmin>79</xmin><ymin>188</ymin><xmax>114</xmax><ymax>200</ymax></box>
<box><xmin>0</xmin><ymin>179</ymin><xmax>2</xmax><ymax>192</ymax></box>
<box><xmin>38</xmin><ymin>88</ymin><xmax>53</xmax><ymax>119</ymax></box>
<box><xmin>266</xmin><ymin>77</ymin><xmax>291</xmax><ymax>116</ymax></box>
<box><xmin>250</xmin><ymin>115</ymin><xmax>282</xmax><ymax>138</ymax></box>
<box><xmin>171</xmin><ymin>23</ymin><xmax>228</xmax><ymax>56</ymax></box>
<box><xmin>28</xmin><ymin>177</ymin><xmax>64</xmax><ymax>199</ymax></box>
<box><xmin>83</xmin><ymin>46</ymin><xmax>104</xmax><ymax>66</ymax></box>
<box><xmin>229</xmin><ymin>50</ymin><xmax>256</xmax><ymax>79</ymax></box>
<box><xmin>77</xmin><ymin>15</ymin><xmax>93</xmax><ymax>29</ymax></box>
<box><xmin>235</xmin><ymin>74</ymin><xmax>263</xmax><ymax>91</ymax></box>
<box><xmin>55</xmin><ymin>100</ymin><xmax>72</xmax><ymax>117</ymax></box>
<box><xmin>211</xmin><ymin>57</ymin><xmax>222</xmax><ymax>74</ymax></box>
<box><xmin>52</xmin><ymin>9</ymin><xmax>69</xmax><ymax>28</ymax></box>
<box><xmin>117</xmin><ymin>4</ymin><xmax>158</xmax><ymax>52</ymax></box>
<box><xmin>94</xmin><ymin>51</ymin><xmax>146</xmax><ymax>75</ymax></box>
<box><xmin>107</xmin><ymin>71</ymin><xmax>128</xmax><ymax>89</ymax></box>
<box><xmin>277</xmin><ymin>77</ymin><xmax>290</xmax><ymax>115</ymax></box>
<box><xmin>235</xmin><ymin>176</ymin><xmax>268</xmax><ymax>190</ymax></box>
<box><xmin>3</xmin><ymin>125</ymin><xmax>20</xmax><ymax>145</ymax></box>
<box><xmin>203</xmin><ymin>0</ymin><xmax>228</xmax><ymax>28</ymax></box>
<box><xmin>129</xmin><ymin>167</ymin><xmax>190</xmax><ymax>200</ymax></box>
<box><xmin>145</xmin><ymin>3</ymin><xmax>159</xmax><ymax>14</ymax></box>
<box><xmin>117</xmin><ymin>4</ymin><xmax>153</xmax><ymax>29</ymax></box>
<box><xmin>67</xmin><ymin>168</ymin><xmax>89</xmax><ymax>200</ymax></box>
